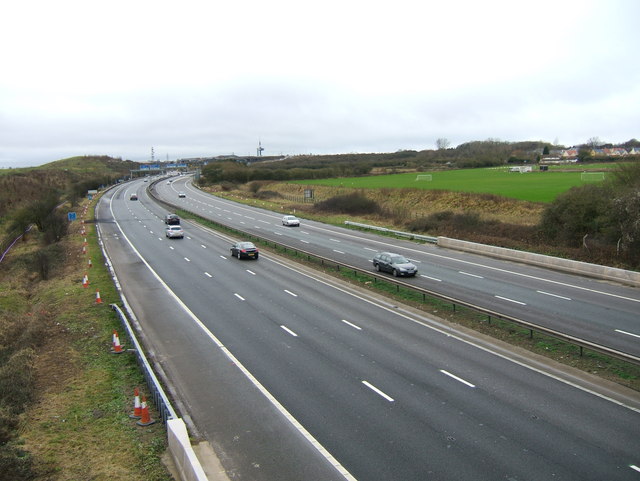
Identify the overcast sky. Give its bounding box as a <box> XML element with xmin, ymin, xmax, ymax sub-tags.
<box><xmin>1</xmin><ymin>0</ymin><xmax>639</xmax><ymax>168</ymax></box>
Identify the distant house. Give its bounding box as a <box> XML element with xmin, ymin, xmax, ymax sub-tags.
<box><xmin>628</xmin><ymin>147</ymin><xmax>640</xmax><ymax>155</ymax></box>
<box><xmin>561</xmin><ymin>148</ymin><xmax>578</xmax><ymax>158</ymax></box>
<box><xmin>600</xmin><ymin>148</ymin><xmax>627</xmax><ymax>156</ymax></box>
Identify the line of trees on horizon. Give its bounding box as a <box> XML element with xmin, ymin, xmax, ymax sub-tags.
<box><xmin>198</xmin><ymin>138</ymin><xmax>640</xmax><ymax>184</ymax></box>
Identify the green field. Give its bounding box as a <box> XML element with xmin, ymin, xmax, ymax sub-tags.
<box><xmin>292</xmin><ymin>166</ymin><xmax>612</xmax><ymax>203</ymax></box>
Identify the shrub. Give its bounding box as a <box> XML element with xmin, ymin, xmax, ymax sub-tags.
<box><xmin>219</xmin><ymin>181</ymin><xmax>236</xmax><ymax>192</ymax></box>
<box><xmin>0</xmin><ymin>404</ymin><xmax>19</xmax><ymax>444</ymax></box>
<box><xmin>254</xmin><ymin>190</ymin><xmax>283</xmax><ymax>200</ymax></box>
<box><xmin>247</xmin><ymin>181</ymin><xmax>263</xmax><ymax>194</ymax></box>
<box><xmin>314</xmin><ymin>192</ymin><xmax>381</xmax><ymax>215</ymax></box>
<box><xmin>0</xmin><ymin>443</ymin><xmax>37</xmax><ymax>481</ymax></box>
<box><xmin>0</xmin><ymin>348</ymin><xmax>36</xmax><ymax>413</ymax></box>
<box><xmin>41</xmin><ymin>212</ymin><xmax>68</xmax><ymax>245</ymax></box>
<box><xmin>539</xmin><ymin>184</ymin><xmax>613</xmax><ymax>247</ymax></box>
<box><xmin>407</xmin><ymin>211</ymin><xmax>480</xmax><ymax>233</ymax></box>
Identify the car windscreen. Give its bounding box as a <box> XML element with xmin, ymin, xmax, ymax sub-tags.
<box><xmin>390</xmin><ymin>255</ymin><xmax>409</xmax><ymax>264</ymax></box>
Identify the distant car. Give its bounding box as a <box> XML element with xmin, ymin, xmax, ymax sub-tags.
<box><xmin>129</xmin><ymin>193</ymin><xmax>138</xmax><ymax>200</ymax></box>
<box><xmin>372</xmin><ymin>252</ymin><xmax>417</xmax><ymax>277</ymax></box>
<box><xmin>230</xmin><ymin>241</ymin><xmax>259</xmax><ymax>260</ymax></box>
<box><xmin>166</xmin><ymin>180</ymin><xmax>172</xmax><ymax>185</ymax></box>
<box><xmin>165</xmin><ymin>225</ymin><xmax>184</xmax><ymax>239</ymax></box>
<box><xmin>282</xmin><ymin>215</ymin><xmax>300</xmax><ymax>226</ymax></box>
<box><xmin>164</xmin><ymin>214</ymin><xmax>180</xmax><ymax>225</ymax></box>
<box><xmin>178</xmin><ymin>192</ymin><xmax>186</xmax><ymax>198</ymax></box>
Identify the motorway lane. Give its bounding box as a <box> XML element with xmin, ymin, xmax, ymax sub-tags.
<box><xmin>101</xmin><ymin>185</ymin><xmax>351</xmax><ymax>481</ymax></box>
<box><xmin>156</xmin><ymin>176</ymin><xmax>640</xmax><ymax>356</ymax></box>
<box><xmin>101</xmin><ymin>180</ymin><xmax>640</xmax><ymax>480</ymax></box>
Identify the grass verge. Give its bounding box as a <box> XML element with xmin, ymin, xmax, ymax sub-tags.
<box><xmin>0</xmin><ymin>196</ymin><xmax>172</xmax><ymax>480</ymax></box>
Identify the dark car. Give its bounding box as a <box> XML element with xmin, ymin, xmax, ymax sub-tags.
<box><xmin>372</xmin><ymin>252</ymin><xmax>417</xmax><ymax>277</ymax></box>
<box><xmin>164</xmin><ymin>214</ymin><xmax>180</xmax><ymax>225</ymax></box>
<box><xmin>230</xmin><ymin>241</ymin><xmax>259</xmax><ymax>260</ymax></box>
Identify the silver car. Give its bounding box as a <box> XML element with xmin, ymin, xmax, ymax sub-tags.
<box><xmin>372</xmin><ymin>252</ymin><xmax>417</xmax><ymax>277</ymax></box>
<box><xmin>165</xmin><ymin>225</ymin><xmax>184</xmax><ymax>239</ymax></box>
<box><xmin>282</xmin><ymin>215</ymin><xmax>300</xmax><ymax>226</ymax></box>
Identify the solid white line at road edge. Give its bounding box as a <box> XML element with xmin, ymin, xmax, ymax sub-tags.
<box><xmin>106</xmin><ymin>192</ymin><xmax>357</xmax><ymax>481</ymax></box>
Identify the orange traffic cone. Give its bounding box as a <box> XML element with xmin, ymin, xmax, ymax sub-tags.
<box><xmin>82</xmin><ymin>273</ymin><xmax>89</xmax><ymax>288</ymax></box>
<box><xmin>136</xmin><ymin>395</ymin><xmax>156</xmax><ymax>426</ymax></box>
<box><xmin>111</xmin><ymin>330</ymin><xmax>123</xmax><ymax>353</ymax></box>
<box><xmin>129</xmin><ymin>387</ymin><xmax>142</xmax><ymax>419</ymax></box>
<box><xmin>95</xmin><ymin>289</ymin><xmax>102</xmax><ymax>304</ymax></box>
<box><xmin>82</xmin><ymin>245</ymin><xmax>87</xmax><ymax>255</ymax></box>
<box><xmin>88</xmin><ymin>258</ymin><xmax>92</xmax><ymax>268</ymax></box>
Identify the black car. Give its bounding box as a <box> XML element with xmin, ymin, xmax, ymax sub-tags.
<box><xmin>230</xmin><ymin>242</ymin><xmax>259</xmax><ymax>260</ymax></box>
<box><xmin>372</xmin><ymin>252</ymin><xmax>417</xmax><ymax>277</ymax></box>
<box><xmin>164</xmin><ymin>214</ymin><xmax>180</xmax><ymax>225</ymax></box>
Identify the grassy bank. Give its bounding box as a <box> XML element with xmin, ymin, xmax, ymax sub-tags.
<box><xmin>290</xmin><ymin>166</ymin><xmax>608</xmax><ymax>203</ymax></box>
<box><xmin>0</xmin><ymin>197</ymin><xmax>171</xmax><ymax>480</ymax></box>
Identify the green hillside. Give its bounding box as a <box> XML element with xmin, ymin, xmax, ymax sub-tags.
<box><xmin>0</xmin><ymin>156</ymin><xmax>138</xmax><ymax>219</ymax></box>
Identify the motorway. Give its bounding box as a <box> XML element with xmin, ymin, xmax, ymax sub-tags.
<box><xmin>158</xmin><ymin>175</ymin><xmax>640</xmax><ymax>357</ymax></box>
<box><xmin>98</xmin><ymin>177</ymin><xmax>640</xmax><ymax>480</ymax></box>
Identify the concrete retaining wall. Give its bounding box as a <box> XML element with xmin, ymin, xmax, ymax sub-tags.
<box><xmin>167</xmin><ymin>418</ymin><xmax>209</xmax><ymax>481</ymax></box>
<box><xmin>437</xmin><ymin>237</ymin><xmax>640</xmax><ymax>287</ymax></box>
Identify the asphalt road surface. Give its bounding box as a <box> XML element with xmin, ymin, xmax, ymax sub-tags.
<box><xmin>155</xmin><ymin>175</ymin><xmax>640</xmax><ymax>358</ymax></box>
<box><xmin>97</xmin><ymin>178</ymin><xmax>640</xmax><ymax>480</ymax></box>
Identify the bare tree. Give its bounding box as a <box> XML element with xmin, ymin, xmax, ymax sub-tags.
<box><xmin>436</xmin><ymin>138</ymin><xmax>450</xmax><ymax>150</ymax></box>
<box><xmin>587</xmin><ymin>136</ymin><xmax>601</xmax><ymax>149</ymax></box>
